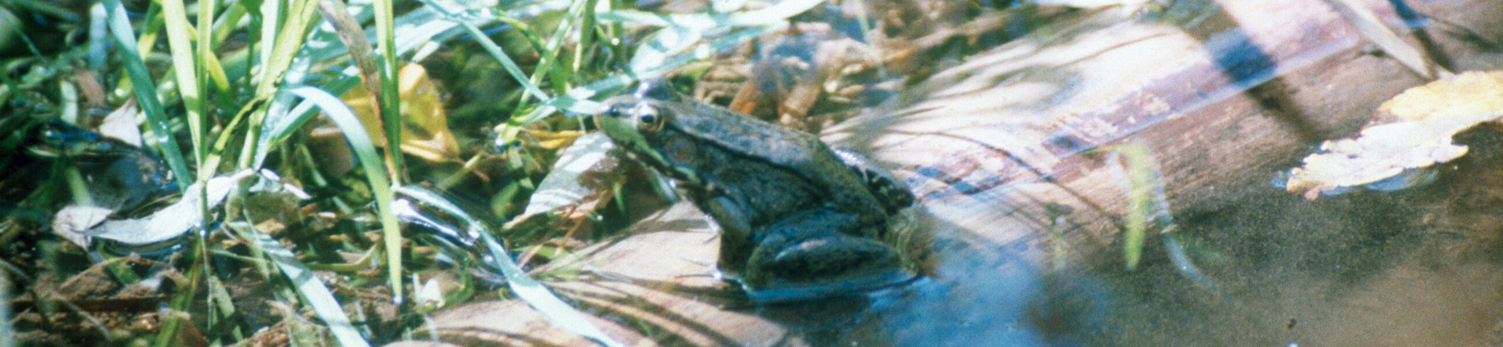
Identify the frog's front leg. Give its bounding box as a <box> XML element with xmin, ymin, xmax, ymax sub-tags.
<box><xmin>741</xmin><ymin>208</ymin><xmax>912</xmax><ymax>302</ymax></box>
<box><xmin>702</xmin><ymin>195</ymin><xmax>756</xmax><ymax>282</ymax></box>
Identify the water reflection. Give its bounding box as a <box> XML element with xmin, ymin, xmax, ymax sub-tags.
<box><xmin>746</xmin><ymin>131</ymin><xmax>1503</xmax><ymax>346</ymax></box>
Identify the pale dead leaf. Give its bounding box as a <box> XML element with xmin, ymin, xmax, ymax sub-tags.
<box><xmin>97</xmin><ymin>99</ymin><xmax>142</xmax><ymax>147</ymax></box>
<box><xmin>1376</xmin><ymin>70</ymin><xmax>1503</xmax><ymax>122</ymax></box>
<box><xmin>51</xmin><ymin>205</ymin><xmax>114</xmax><ymax>249</ymax></box>
<box><xmin>517</xmin><ymin>132</ymin><xmax>619</xmax><ymax>219</ymax></box>
<box><xmin>1286</xmin><ymin>71</ymin><xmax>1503</xmax><ymax>199</ymax></box>
<box><xmin>413</xmin><ymin>275</ymin><xmax>446</xmax><ymax>309</ymax></box>
<box><xmin>91</xmin><ymin>171</ymin><xmax>255</xmax><ymax>246</ymax></box>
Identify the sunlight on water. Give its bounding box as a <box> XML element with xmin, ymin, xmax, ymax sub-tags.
<box><xmin>794</xmin><ymin>131</ymin><xmax>1503</xmax><ymax>347</ymax></box>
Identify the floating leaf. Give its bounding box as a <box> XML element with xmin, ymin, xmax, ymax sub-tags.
<box><xmin>1377</xmin><ymin>71</ymin><xmax>1503</xmax><ymax>122</ymax></box>
<box><xmin>1286</xmin><ymin>71</ymin><xmax>1503</xmax><ymax>199</ymax></box>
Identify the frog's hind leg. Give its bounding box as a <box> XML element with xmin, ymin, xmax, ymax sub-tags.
<box><xmin>741</xmin><ymin>209</ymin><xmax>912</xmax><ymax>302</ymax></box>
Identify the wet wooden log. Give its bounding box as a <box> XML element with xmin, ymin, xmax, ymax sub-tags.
<box><xmin>388</xmin><ymin>0</ymin><xmax>1503</xmax><ymax>345</ymax></box>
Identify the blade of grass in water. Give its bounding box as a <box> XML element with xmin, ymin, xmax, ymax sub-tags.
<box><xmin>595</xmin><ymin>0</ymin><xmax>825</xmax><ymax>28</ymax></box>
<box><xmin>158</xmin><ymin>0</ymin><xmax>219</xmax><ymax>247</ymax></box>
<box><xmin>1</xmin><ymin>266</ymin><xmax>11</xmax><ymax>347</ymax></box>
<box><xmin>289</xmin><ymin>86</ymin><xmax>407</xmax><ymax>306</ymax></box>
<box><xmin>373</xmin><ymin>0</ymin><xmax>408</xmax><ymax>304</ymax></box>
<box><xmin>571</xmin><ymin>0</ymin><xmax>601</xmax><ymax>83</ymax></box>
<box><xmin>257</xmin><ymin>0</ymin><xmax>278</xmax><ymax>75</ymax></box>
<box><xmin>1121</xmin><ymin>144</ymin><xmax>1151</xmax><ymax>270</ymax></box>
<box><xmin>394</xmin><ymin>186</ymin><xmax>624</xmax><ymax>347</ymax></box>
<box><xmin>1096</xmin><ymin>143</ymin><xmax>1169</xmax><ymax>270</ymax></box>
<box><xmin>317</xmin><ymin>0</ymin><xmax>382</xmax><ymax>110</ymax></box>
<box><xmin>375</xmin><ymin>0</ymin><xmax>403</xmax><ymax>170</ymax></box>
<box><xmin>1322</xmin><ymin>0</ymin><xmax>1450</xmax><ymax>79</ymax></box>
<box><xmin>204</xmin><ymin>272</ymin><xmax>238</xmax><ymax>341</ymax></box>
<box><xmin>498</xmin><ymin>5</ymin><xmax>798</xmax><ymax>136</ymax></box>
<box><xmin>101</xmin><ymin>0</ymin><xmax>191</xmax><ymax>189</ymax></box>
<box><xmin>516</xmin><ymin>24</ymin><xmax>777</xmax><ymax>124</ymax></box>
<box><xmin>195</xmin><ymin>0</ymin><xmax>220</xmax><ymax>170</ymax></box>
<box><xmin>530</xmin><ymin>0</ymin><xmax>593</xmax><ymax>100</ymax></box>
<box><xmin>255</xmin><ymin>0</ymin><xmax>320</xmax><ymax>100</ymax></box>
<box><xmin>239</xmin><ymin>223</ymin><xmax>372</xmax><ymax>347</ymax></box>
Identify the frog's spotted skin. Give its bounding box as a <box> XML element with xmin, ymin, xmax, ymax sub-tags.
<box><xmin>833</xmin><ymin>148</ymin><xmax>916</xmax><ymax>214</ymax></box>
<box><xmin>596</xmin><ymin>80</ymin><xmax>922</xmax><ymax>302</ymax></box>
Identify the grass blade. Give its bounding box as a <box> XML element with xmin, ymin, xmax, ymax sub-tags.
<box><xmin>420</xmin><ymin>0</ymin><xmax>550</xmax><ymax>101</ymax></box>
<box><xmin>101</xmin><ymin>0</ymin><xmax>192</xmax><ymax>189</ymax></box>
<box><xmin>369</xmin><ymin>0</ymin><xmax>405</xmax><ymax>184</ymax></box>
<box><xmin>237</xmin><ymin>0</ymin><xmax>320</xmax><ymax>170</ymax></box>
<box><xmin>394</xmin><ymin>186</ymin><xmax>624</xmax><ymax>347</ymax></box>
<box><xmin>152</xmin><ymin>238</ymin><xmax>203</xmax><ymax>347</ymax></box>
<box><xmin>240</xmin><ymin>224</ymin><xmax>372</xmax><ymax>347</ymax></box>
<box><xmin>1097</xmin><ymin>143</ymin><xmax>1170</xmax><ymax>270</ymax></box>
<box><xmin>287</xmin><ymin>85</ymin><xmax>407</xmax><ymax>305</ymax></box>
<box><xmin>196</xmin><ymin>0</ymin><xmax>220</xmax><ymax>157</ymax></box>
<box><xmin>1322</xmin><ymin>0</ymin><xmax>1450</xmax><ymax>79</ymax></box>
<box><xmin>1</xmin><ymin>264</ymin><xmax>12</xmax><ymax>347</ymax></box>
<box><xmin>158</xmin><ymin>0</ymin><xmax>204</xmax><ymax>172</ymax></box>
<box><xmin>595</xmin><ymin>0</ymin><xmax>823</xmax><ymax>28</ymax></box>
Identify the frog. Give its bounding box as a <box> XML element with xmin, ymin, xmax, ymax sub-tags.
<box><xmin>595</xmin><ymin>80</ymin><xmax>923</xmax><ymax>302</ymax></box>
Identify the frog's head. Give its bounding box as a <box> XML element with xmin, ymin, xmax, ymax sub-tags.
<box><xmin>595</xmin><ymin>80</ymin><xmax>705</xmax><ymax>186</ymax></box>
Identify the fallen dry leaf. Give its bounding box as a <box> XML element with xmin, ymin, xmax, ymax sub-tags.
<box><xmin>1286</xmin><ymin>71</ymin><xmax>1503</xmax><ymax>199</ymax></box>
<box><xmin>1376</xmin><ymin>70</ymin><xmax>1503</xmax><ymax>122</ymax></box>
<box><xmin>97</xmin><ymin>99</ymin><xmax>142</xmax><ymax>147</ymax></box>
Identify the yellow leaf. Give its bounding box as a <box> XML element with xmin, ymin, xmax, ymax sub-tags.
<box><xmin>341</xmin><ymin>63</ymin><xmax>461</xmax><ymax>163</ymax></box>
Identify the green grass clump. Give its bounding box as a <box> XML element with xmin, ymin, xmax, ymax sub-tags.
<box><xmin>1</xmin><ymin>0</ymin><xmax>829</xmax><ymax>345</ymax></box>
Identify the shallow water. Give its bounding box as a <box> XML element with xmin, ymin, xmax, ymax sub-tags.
<box><xmin>738</xmin><ymin>131</ymin><xmax>1503</xmax><ymax>347</ymax></box>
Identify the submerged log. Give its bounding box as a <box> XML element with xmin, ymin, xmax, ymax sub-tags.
<box><xmin>389</xmin><ymin>0</ymin><xmax>1503</xmax><ymax>345</ymax></box>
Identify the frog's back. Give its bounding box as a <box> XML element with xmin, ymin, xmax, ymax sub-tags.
<box><xmin>663</xmin><ymin>100</ymin><xmax>826</xmax><ymax>165</ymax></box>
<box><xmin>664</xmin><ymin>100</ymin><xmax>886</xmax><ymax>216</ymax></box>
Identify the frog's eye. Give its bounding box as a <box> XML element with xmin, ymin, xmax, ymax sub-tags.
<box><xmin>633</xmin><ymin>104</ymin><xmax>665</xmax><ymax>133</ymax></box>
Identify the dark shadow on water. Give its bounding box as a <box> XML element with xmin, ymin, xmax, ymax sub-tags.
<box><xmin>1147</xmin><ymin>0</ymin><xmax>1324</xmax><ymax>143</ymax></box>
